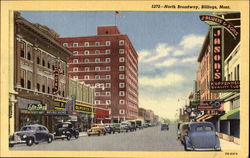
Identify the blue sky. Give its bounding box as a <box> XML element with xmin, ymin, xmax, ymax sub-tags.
<box><xmin>20</xmin><ymin>11</ymin><xmax>210</xmax><ymax>119</ymax></box>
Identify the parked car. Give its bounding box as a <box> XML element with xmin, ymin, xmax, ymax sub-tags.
<box><xmin>135</xmin><ymin>119</ymin><xmax>144</xmax><ymax>130</ymax></box>
<box><xmin>127</xmin><ymin>120</ymin><xmax>137</xmax><ymax>131</ymax></box>
<box><xmin>113</xmin><ymin>123</ymin><xmax>121</xmax><ymax>133</ymax></box>
<box><xmin>54</xmin><ymin>122</ymin><xmax>79</xmax><ymax>140</ymax></box>
<box><xmin>161</xmin><ymin>123</ymin><xmax>169</xmax><ymax>131</ymax></box>
<box><xmin>9</xmin><ymin>124</ymin><xmax>54</xmax><ymax>147</ymax></box>
<box><xmin>143</xmin><ymin>123</ymin><xmax>149</xmax><ymax>128</ymax></box>
<box><xmin>87</xmin><ymin>124</ymin><xmax>106</xmax><ymax>136</ymax></box>
<box><xmin>183</xmin><ymin>122</ymin><xmax>221</xmax><ymax>151</ymax></box>
<box><xmin>120</xmin><ymin>122</ymin><xmax>131</xmax><ymax>132</ymax></box>
<box><xmin>104</xmin><ymin>124</ymin><xmax>115</xmax><ymax>134</ymax></box>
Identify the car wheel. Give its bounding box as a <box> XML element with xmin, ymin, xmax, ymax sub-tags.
<box><xmin>66</xmin><ymin>134</ymin><xmax>71</xmax><ymax>141</ymax></box>
<box><xmin>26</xmin><ymin>137</ymin><xmax>34</xmax><ymax>146</ymax></box>
<box><xmin>48</xmin><ymin>136</ymin><xmax>52</xmax><ymax>143</ymax></box>
<box><xmin>75</xmin><ymin>133</ymin><xmax>79</xmax><ymax>139</ymax></box>
<box><xmin>35</xmin><ymin>142</ymin><xmax>39</xmax><ymax>145</ymax></box>
<box><xmin>9</xmin><ymin>144</ymin><xmax>14</xmax><ymax>148</ymax></box>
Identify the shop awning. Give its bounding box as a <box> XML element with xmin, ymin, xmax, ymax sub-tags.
<box><xmin>219</xmin><ymin>107</ymin><xmax>240</xmax><ymax>120</ymax></box>
<box><xmin>196</xmin><ymin>114</ymin><xmax>214</xmax><ymax>122</ymax></box>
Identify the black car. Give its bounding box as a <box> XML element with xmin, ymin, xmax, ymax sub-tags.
<box><xmin>161</xmin><ymin>123</ymin><xmax>169</xmax><ymax>131</ymax></box>
<box><xmin>104</xmin><ymin>124</ymin><xmax>115</xmax><ymax>134</ymax></box>
<box><xmin>54</xmin><ymin>122</ymin><xmax>79</xmax><ymax>140</ymax></box>
<box><xmin>9</xmin><ymin>124</ymin><xmax>54</xmax><ymax>147</ymax></box>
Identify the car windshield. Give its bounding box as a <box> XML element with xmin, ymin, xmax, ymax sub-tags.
<box><xmin>21</xmin><ymin>126</ymin><xmax>36</xmax><ymax>131</ymax></box>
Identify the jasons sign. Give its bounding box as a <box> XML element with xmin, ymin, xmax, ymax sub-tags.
<box><xmin>212</xmin><ymin>27</ymin><xmax>223</xmax><ymax>82</ymax></box>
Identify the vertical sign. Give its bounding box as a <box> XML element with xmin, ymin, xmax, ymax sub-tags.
<box><xmin>53</xmin><ymin>68</ymin><xmax>60</xmax><ymax>94</ymax></box>
<box><xmin>211</xmin><ymin>27</ymin><xmax>223</xmax><ymax>82</ymax></box>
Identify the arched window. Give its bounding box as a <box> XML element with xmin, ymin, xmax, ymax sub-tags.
<box><xmin>47</xmin><ymin>62</ymin><xmax>50</xmax><ymax>69</ymax></box>
<box><xmin>42</xmin><ymin>85</ymin><xmax>45</xmax><ymax>93</ymax></box>
<box><xmin>48</xmin><ymin>87</ymin><xmax>50</xmax><ymax>93</ymax></box>
<box><xmin>27</xmin><ymin>52</ymin><xmax>31</xmax><ymax>60</ymax></box>
<box><xmin>27</xmin><ymin>80</ymin><xmax>31</xmax><ymax>89</ymax></box>
<box><xmin>42</xmin><ymin>59</ymin><xmax>45</xmax><ymax>66</ymax></box>
<box><xmin>37</xmin><ymin>83</ymin><xmax>40</xmax><ymax>91</ymax></box>
<box><xmin>21</xmin><ymin>78</ymin><xmax>25</xmax><ymax>87</ymax></box>
<box><xmin>37</xmin><ymin>57</ymin><xmax>40</xmax><ymax>64</ymax></box>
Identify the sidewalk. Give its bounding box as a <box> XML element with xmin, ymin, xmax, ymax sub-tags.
<box><xmin>220</xmin><ymin>138</ymin><xmax>240</xmax><ymax>150</ymax></box>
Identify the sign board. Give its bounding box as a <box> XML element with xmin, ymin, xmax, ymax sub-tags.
<box><xmin>27</xmin><ymin>104</ymin><xmax>46</xmax><ymax>111</ymax></box>
<box><xmin>53</xmin><ymin>68</ymin><xmax>60</xmax><ymax>94</ymax></box>
<box><xmin>75</xmin><ymin>104</ymin><xmax>93</xmax><ymax>114</ymax></box>
<box><xmin>200</xmin><ymin>14</ymin><xmax>239</xmax><ymax>38</ymax></box>
<box><xmin>46</xmin><ymin>110</ymin><xmax>68</xmax><ymax>115</ymax></box>
<box><xmin>53</xmin><ymin>100</ymin><xmax>66</xmax><ymax>110</ymax></box>
<box><xmin>210</xmin><ymin>81</ymin><xmax>240</xmax><ymax>91</ymax></box>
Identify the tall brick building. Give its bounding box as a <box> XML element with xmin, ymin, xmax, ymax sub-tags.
<box><xmin>57</xmin><ymin>26</ymin><xmax>139</xmax><ymax>122</ymax></box>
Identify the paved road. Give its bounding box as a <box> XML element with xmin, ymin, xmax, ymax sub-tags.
<box><xmin>11</xmin><ymin>124</ymin><xmax>184</xmax><ymax>151</ymax></box>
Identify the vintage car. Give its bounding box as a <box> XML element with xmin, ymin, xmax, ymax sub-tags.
<box><xmin>104</xmin><ymin>124</ymin><xmax>115</xmax><ymax>134</ymax></box>
<box><xmin>127</xmin><ymin>120</ymin><xmax>137</xmax><ymax>131</ymax></box>
<box><xmin>120</xmin><ymin>122</ymin><xmax>132</xmax><ymax>132</ymax></box>
<box><xmin>183</xmin><ymin>122</ymin><xmax>221</xmax><ymax>151</ymax></box>
<box><xmin>54</xmin><ymin>122</ymin><xmax>79</xmax><ymax>140</ymax></box>
<box><xmin>135</xmin><ymin>119</ymin><xmax>144</xmax><ymax>130</ymax></box>
<box><xmin>113</xmin><ymin>123</ymin><xmax>121</xmax><ymax>133</ymax></box>
<box><xmin>9</xmin><ymin>124</ymin><xmax>54</xmax><ymax>147</ymax></box>
<box><xmin>87</xmin><ymin>124</ymin><xmax>106</xmax><ymax>136</ymax></box>
<box><xmin>161</xmin><ymin>123</ymin><xmax>169</xmax><ymax>131</ymax></box>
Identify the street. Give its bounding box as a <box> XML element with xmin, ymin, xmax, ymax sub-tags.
<box><xmin>11</xmin><ymin>124</ymin><xmax>184</xmax><ymax>151</ymax></box>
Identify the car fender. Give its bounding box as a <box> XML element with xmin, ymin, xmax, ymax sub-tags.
<box><xmin>26</xmin><ymin>135</ymin><xmax>36</xmax><ymax>142</ymax></box>
<box><xmin>184</xmin><ymin>136</ymin><xmax>191</xmax><ymax>147</ymax></box>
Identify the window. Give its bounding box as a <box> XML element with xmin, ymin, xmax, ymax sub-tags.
<box><xmin>106</xmin><ymin>75</ymin><xmax>111</xmax><ymax>79</ymax></box>
<box><xmin>119</xmin><ymin>49</ymin><xmax>124</xmax><ymax>54</ymax></box>
<box><xmin>95</xmin><ymin>92</ymin><xmax>100</xmax><ymax>96</ymax></box>
<box><xmin>85</xmin><ymin>67</ymin><xmax>89</xmax><ymax>71</ymax></box>
<box><xmin>106</xmin><ymin>66</ymin><xmax>110</xmax><ymax>71</ymax></box>
<box><xmin>119</xmin><ymin>91</ymin><xmax>125</xmax><ymax>96</ymax></box>
<box><xmin>119</xmin><ymin>100</ymin><xmax>125</xmax><ymax>105</ymax></box>
<box><xmin>95</xmin><ymin>75</ymin><xmax>100</xmax><ymax>79</ymax></box>
<box><xmin>95</xmin><ymin>67</ymin><xmax>100</xmax><ymax>71</ymax></box>
<box><xmin>37</xmin><ymin>57</ymin><xmax>40</xmax><ymax>64</ymax></box>
<box><xmin>21</xmin><ymin>78</ymin><xmax>25</xmax><ymax>88</ymax></box>
<box><xmin>37</xmin><ymin>83</ymin><xmax>40</xmax><ymax>91</ymax></box>
<box><xmin>47</xmin><ymin>62</ymin><xmax>51</xmax><ymax>69</ymax></box>
<box><xmin>73</xmin><ymin>67</ymin><xmax>78</xmax><ymax>72</ymax></box>
<box><xmin>84</xmin><ymin>42</ymin><xmax>89</xmax><ymax>47</ymax></box>
<box><xmin>106</xmin><ymin>58</ymin><xmax>110</xmax><ymax>62</ymax></box>
<box><xmin>73</xmin><ymin>51</ymin><xmax>78</xmax><ymax>55</ymax></box>
<box><xmin>119</xmin><ymin>109</ymin><xmax>125</xmax><ymax>114</ymax></box>
<box><xmin>119</xmin><ymin>74</ymin><xmax>125</xmax><ymax>79</ymax></box>
<box><xmin>52</xmin><ymin>65</ymin><xmax>55</xmax><ymax>70</ymax></box>
<box><xmin>73</xmin><ymin>59</ymin><xmax>78</xmax><ymax>64</ymax></box>
<box><xmin>48</xmin><ymin>87</ymin><xmax>50</xmax><ymax>93</ymax></box>
<box><xmin>27</xmin><ymin>80</ymin><xmax>31</xmax><ymax>89</ymax></box>
<box><xmin>119</xmin><ymin>57</ymin><xmax>125</xmax><ymax>62</ymax></box>
<box><xmin>106</xmin><ymin>41</ymin><xmax>110</xmax><ymax>46</ymax></box>
<box><xmin>95</xmin><ymin>50</ymin><xmax>100</xmax><ymax>54</ymax></box>
<box><xmin>27</xmin><ymin>52</ymin><xmax>31</xmax><ymax>60</ymax></box>
<box><xmin>84</xmin><ymin>75</ymin><xmax>89</xmax><ymax>79</ymax></box>
<box><xmin>105</xmin><ymin>83</ymin><xmax>111</xmax><ymax>88</ymax></box>
<box><xmin>84</xmin><ymin>50</ymin><xmax>89</xmax><ymax>55</ymax></box>
<box><xmin>95</xmin><ymin>42</ymin><xmax>100</xmax><ymax>46</ymax></box>
<box><xmin>73</xmin><ymin>43</ymin><xmax>78</xmax><ymax>47</ymax></box>
<box><xmin>42</xmin><ymin>85</ymin><xmax>45</xmax><ymax>93</ymax></box>
<box><xmin>119</xmin><ymin>66</ymin><xmax>125</xmax><ymax>71</ymax></box>
<box><xmin>42</xmin><ymin>59</ymin><xmax>45</xmax><ymax>66</ymax></box>
<box><xmin>106</xmin><ymin>100</ymin><xmax>111</xmax><ymax>105</ymax></box>
<box><xmin>20</xmin><ymin>42</ymin><xmax>25</xmax><ymax>58</ymax></box>
<box><xmin>95</xmin><ymin>100</ymin><xmax>100</xmax><ymax>105</ymax></box>
<box><xmin>84</xmin><ymin>59</ymin><xmax>89</xmax><ymax>63</ymax></box>
<box><xmin>95</xmin><ymin>58</ymin><xmax>100</xmax><ymax>63</ymax></box>
<box><xmin>119</xmin><ymin>40</ymin><xmax>125</xmax><ymax>46</ymax></box>
<box><xmin>73</xmin><ymin>76</ymin><xmax>78</xmax><ymax>80</ymax></box>
<box><xmin>236</xmin><ymin>64</ymin><xmax>240</xmax><ymax>81</ymax></box>
<box><xmin>63</xmin><ymin>43</ymin><xmax>68</xmax><ymax>47</ymax></box>
<box><xmin>106</xmin><ymin>50</ymin><xmax>110</xmax><ymax>54</ymax></box>
<box><xmin>106</xmin><ymin>91</ymin><xmax>111</xmax><ymax>96</ymax></box>
<box><xmin>119</xmin><ymin>82</ymin><xmax>125</xmax><ymax>88</ymax></box>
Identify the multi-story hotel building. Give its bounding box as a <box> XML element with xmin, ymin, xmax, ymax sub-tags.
<box><xmin>57</xmin><ymin>26</ymin><xmax>139</xmax><ymax>122</ymax></box>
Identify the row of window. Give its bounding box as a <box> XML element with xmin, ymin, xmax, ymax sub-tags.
<box><xmin>20</xmin><ymin>78</ymin><xmax>65</xmax><ymax>96</ymax></box>
<box><xmin>72</xmin><ymin>49</ymin><xmax>125</xmax><ymax>55</ymax></box>
<box><xmin>72</xmin><ymin>65</ymin><xmax>124</xmax><ymax>72</ymax></box>
<box><xmin>226</xmin><ymin>64</ymin><xmax>240</xmax><ymax>81</ymax></box>
<box><xmin>73</xmin><ymin>74</ymin><xmax>125</xmax><ymax>80</ymax></box>
<box><xmin>71</xmin><ymin>57</ymin><xmax>125</xmax><ymax>64</ymax></box>
<box><xmin>63</xmin><ymin>40</ymin><xmax>125</xmax><ymax>48</ymax></box>
<box><xmin>94</xmin><ymin>99</ymin><xmax>126</xmax><ymax>105</ymax></box>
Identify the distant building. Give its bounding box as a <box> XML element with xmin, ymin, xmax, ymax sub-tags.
<box><xmin>57</xmin><ymin>26</ymin><xmax>139</xmax><ymax>122</ymax></box>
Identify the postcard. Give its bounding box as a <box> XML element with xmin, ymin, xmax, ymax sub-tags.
<box><xmin>0</xmin><ymin>0</ymin><xmax>249</xmax><ymax>157</ymax></box>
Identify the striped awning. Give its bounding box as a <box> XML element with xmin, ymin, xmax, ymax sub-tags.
<box><xmin>196</xmin><ymin>114</ymin><xmax>213</xmax><ymax>122</ymax></box>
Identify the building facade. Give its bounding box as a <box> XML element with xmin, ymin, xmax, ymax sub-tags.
<box><xmin>57</xmin><ymin>26</ymin><xmax>139</xmax><ymax>122</ymax></box>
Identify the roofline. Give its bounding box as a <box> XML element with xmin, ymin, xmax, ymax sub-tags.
<box><xmin>197</xmin><ymin>31</ymin><xmax>210</xmax><ymax>62</ymax></box>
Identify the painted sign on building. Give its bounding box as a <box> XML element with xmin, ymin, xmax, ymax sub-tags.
<box><xmin>53</xmin><ymin>68</ymin><xmax>60</xmax><ymax>94</ymax></box>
